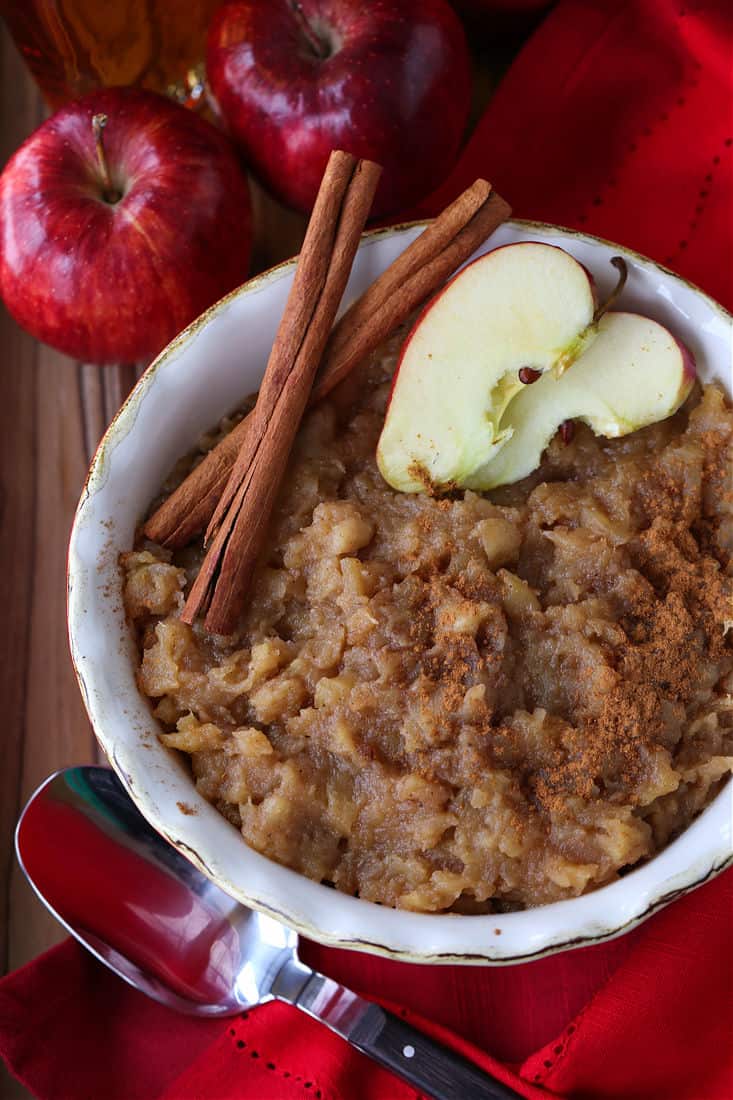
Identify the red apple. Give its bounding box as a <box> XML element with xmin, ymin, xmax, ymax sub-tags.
<box><xmin>0</xmin><ymin>88</ymin><xmax>252</xmax><ymax>365</ymax></box>
<box><xmin>207</xmin><ymin>0</ymin><xmax>472</xmax><ymax>218</ymax></box>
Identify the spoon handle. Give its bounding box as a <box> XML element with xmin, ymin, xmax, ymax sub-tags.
<box><xmin>275</xmin><ymin>961</ymin><xmax>521</xmax><ymax>1100</ymax></box>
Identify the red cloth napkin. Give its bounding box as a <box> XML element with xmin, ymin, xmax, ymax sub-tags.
<box><xmin>1</xmin><ymin>872</ymin><xmax>731</xmax><ymax>1099</ymax></box>
<box><xmin>3</xmin><ymin>1</ymin><xmax>733</xmax><ymax>1097</ymax></box>
<box><xmin>420</xmin><ymin>0</ymin><xmax>733</xmax><ymax>310</ymax></box>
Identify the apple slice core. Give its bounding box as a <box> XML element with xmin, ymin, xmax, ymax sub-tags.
<box><xmin>377</xmin><ymin>242</ymin><xmax>596</xmax><ymax>492</ymax></box>
<box><xmin>464</xmin><ymin>311</ymin><xmax>696</xmax><ymax>490</ymax></box>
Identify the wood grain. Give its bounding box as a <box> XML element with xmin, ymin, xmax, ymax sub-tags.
<box><xmin>0</xmin><ymin>36</ymin><xmax>138</xmax><ymax>975</ymax></box>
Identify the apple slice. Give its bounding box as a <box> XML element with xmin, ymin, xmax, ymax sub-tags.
<box><xmin>461</xmin><ymin>311</ymin><xmax>696</xmax><ymax>490</ymax></box>
<box><xmin>377</xmin><ymin>242</ymin><xmax>597</xmax><ymax>492</ymax></box>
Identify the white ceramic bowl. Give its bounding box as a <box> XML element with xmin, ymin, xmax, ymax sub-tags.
<box><xmin>68</xmin><ymin>220</ymin><xmax>733</xmax><ymax>964</ymax></box>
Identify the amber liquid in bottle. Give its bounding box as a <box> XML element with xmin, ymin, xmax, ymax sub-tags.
<box><xmin>1</xmin><ymin>0</ymin><xmax>222</xmax><ymax>108</ymax></box>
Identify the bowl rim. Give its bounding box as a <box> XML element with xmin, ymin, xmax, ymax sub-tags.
<box><xmin>68</xmin><ymin>217</ymin><xmax>733</xmax><ymax>964</ymax></box>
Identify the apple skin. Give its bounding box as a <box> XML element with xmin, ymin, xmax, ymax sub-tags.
<box><xmin>377</xmin><ymin>242</ymin><xmax>697</xmax><ymax>495</ymax></box>
<box><xmin>382</xmin><ymin>243</ymin><xmax>597</xmax><ymax>415</ymax></box>
<box><xmin>385</xmin><ymin>243</ymin><xmax>598</xmax><ymax>403</ymax></box>
<box><xmin>377</xmin><ymin>242</ymin><xmax>599</xmax><ymax>492</ymax></box>
<box><xmin>0</xmin><ymin>88</ymin><xmax>252</xmax><ymax>365</ymax></box>
<box><xmin>681</xmin><ymin>341</ymin><xmax>698</xmax><ymax>387</ymax></box>
<box><xmin>207</xmin><ymin>0</ymin><xmax>472</xmax><ymax>218</ymax></box>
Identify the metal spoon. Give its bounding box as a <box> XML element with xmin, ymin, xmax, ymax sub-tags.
<box><xmin>16</xmin><ymin>767</ymin><xmax>519</xmax><ymax>1100</ymax></box>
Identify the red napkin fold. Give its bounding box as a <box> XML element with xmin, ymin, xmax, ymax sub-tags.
<box><xmin>3</xmin><ymin>1</ymin><xmax>732</xmax><ymax>1097</ymax></box>
<box><xmin>421</xmin><ymin>0</ymin><xmax>733</xmax><ymax>311</ymax></box>
<box><xmin>1</xmin><ymin>871</ymin><xmax>731</xmax><ymax>1099</ymax></box>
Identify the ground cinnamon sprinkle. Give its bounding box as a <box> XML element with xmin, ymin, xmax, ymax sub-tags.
<box><xmin>530</xmin><ymin>419</ymin><xmax>732</xmax><ymax>814</ymax></box>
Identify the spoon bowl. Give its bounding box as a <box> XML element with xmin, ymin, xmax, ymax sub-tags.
<box><xmin>16</xmin><ymin>767</ymin><xmax>519</xmax><ymax>1099</ymax></box>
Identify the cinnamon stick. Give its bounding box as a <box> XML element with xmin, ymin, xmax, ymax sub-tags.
<box><xmin>143</xmin><ymin>180</ymin><xmax>511</xmax><ymax>549</ymax></box>
<box><xmin>180</xmin><ymin>151</ymin><xmax>381</xmax><ymax>633</ymax></box>
<box><xmin>144</xmin><ymin>416</ymin><xmax>248</xmax><ymax>549</ymax></box>
<box><xmin>314</xmin><ymin>188</ymin><xmax>511</xmax><ymax>401</ymax></box>
<box><xmin>316</xmin><ymin>180</ymin><xmax>491</xmax><ymax>391</ymax></box>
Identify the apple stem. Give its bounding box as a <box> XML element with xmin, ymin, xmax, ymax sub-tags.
<box><xmin>92</xmin><ymin>113</ymin><xmax>121</xmax><ymax>204</ymax></box>
<box><xmin>593</xmin><ymin>256</ymin><xmax>628</xmax><ymax>323</ymax></box>
<box><xmin>289</xmin><ymin>0</ymin><xmax>329</xmax><ymax>59</ymax></box>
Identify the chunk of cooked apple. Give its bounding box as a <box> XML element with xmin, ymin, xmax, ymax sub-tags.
<box><xmin>377</xmin><ymin>242</ymin><xmax>597</xmax><ymax>492</ymax></box>
<box><xmin>377</xmin><ymin>242</ymin><xmax>696</xmax><ymax>493</ymax></box>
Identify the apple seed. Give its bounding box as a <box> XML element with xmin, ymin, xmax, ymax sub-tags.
<box><xmin>559</xmin><ymin>418</ymin><xmax>576</xmax><ymax>445</ymax></box>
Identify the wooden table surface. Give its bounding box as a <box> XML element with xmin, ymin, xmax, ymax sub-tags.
<box><xmin>0</xmin><ymin>23</ymin><xmax>314</xmax><ymax>985</ymax></box>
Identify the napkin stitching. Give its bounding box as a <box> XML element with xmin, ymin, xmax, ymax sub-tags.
<box><xmin>524</xmin><ymin>1019</ymin><xmax>581</xmax><ymax>1087</ymax></box>
<box><xmin>227</xmin><ymin>1015</ymin><xmax>330</xmax><ymax>1100</ymax></box>
<box><xmin>664</xmin><ymin>136</ymin><xmax>732</xmax><ymax>267</ymax></box>
<box><xmin>575</xmin><ymin>63</ymin><xmax>703</xmax><ymax>237</ymax></box>
<box><xmin>519</xmin><ymin>930</ymin><xmax>644</xmax><ymax>1089</ymax></box>
<box><xmin>520</xmin><ymin>938</ymin><xmax>639</xmax><ymax>1089</ymax></box>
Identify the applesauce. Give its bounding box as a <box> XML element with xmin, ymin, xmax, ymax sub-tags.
<box><xmin>123</xmin><ymin>331</ymin><xmax>733</xmax><ymax>912</ymax></box>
